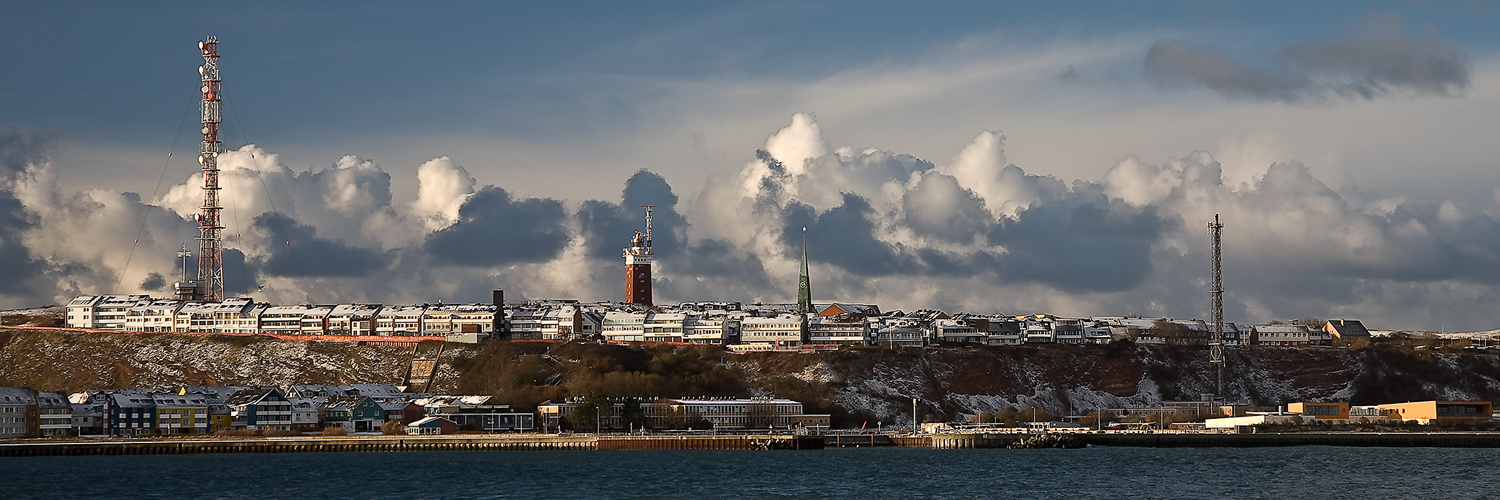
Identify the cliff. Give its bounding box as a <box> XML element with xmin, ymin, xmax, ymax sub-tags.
<box><xmin>3</xmin><ymin>327</ymin><xmax>1498</xmax><ymax>427</ymax></box>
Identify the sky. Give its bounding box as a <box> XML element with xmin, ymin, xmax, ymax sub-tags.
<box><xmin>2</xmin><ymin>1</ymin><xmax>1499</xmax><ymax>330</ymax></box>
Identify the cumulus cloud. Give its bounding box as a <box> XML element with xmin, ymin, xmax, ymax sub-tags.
<box><xmin>3</xmin><ymin>109</ymin><xmax>1500</xmax><ymax>330</ymax></box>
<box><xmin>423</xmin><ymin>186</ymin><xmax>569</xmax><ymax>267</ymax></box>
<box><xmin>1145</xmin><ymin>14</ymin><xmax>1469</xmax><ymax>103</ymax></box>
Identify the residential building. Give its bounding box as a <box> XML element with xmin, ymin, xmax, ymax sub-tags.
<box><xmin>326</xmin><ymin>304</ymin><xmax>382</xmax><ymax>336</ymax></box>
<box><xmin>643</xmin><ymin>312</ymin><xmax>687</xmax><ymax>343</ymax></box>
<box><xmin>1325</xmin><ymin>319</ymin><xmax>1372</xmax><ymax>343</ymax></box>
<box><xmin>932</xmin><ymin>318</ymin><xmax>983</xmax><ymax>344</ymax></box>
<box><xmin>105</xmin><ymin>392</ymin><xmax>156</xmax><ymax>436</ymax></box>
<box><xmin>288</xmin><ymin>397</ymin><xmax>326</xmax><ymax>432</ymax></box>
<box><xmin>67</xmin><ymin>294</ymin><xmax>151</xmax><ymax>330</ymax></box>
<box><xmin>71</xmin><ymin>403</ymin><xmax>104</xmax><ymax>436</ymax></box>
<box><xmin>407</xmin><ymin>416</ymin><xmax>458</xmax><ymax>435</ymax></box>
<box><xmin>739</xmin><ymin>314</ymin><xmax>805</xmax><ymax>347</ymax></box>
<box><xmin>124</xmin><ymin>300</ymin><xmax>186</xmax><ymax>332</ymax></box>
<box><xmin>1253</xmin><ymin>324</ymin><xmax>1311</xmax><ymax>347</ymax></box>
<box><xmin>0</xmin><ymin>387</ymin><xmax>38</xmax><ymax>438</ymax></box>
<box><xmin>602</xmin><ymin>311</ymin><xmax>647</xmax><ymax>342</ymax></box>
<box><xmin>36</xmin><ymin>390</ymin><xmax>71</xmax><ymax>437</ymax></box>
<box><xmin>152</xmin><ymin>393</ymin><xmax>210</xmax><ymax>434</ymax></box>
<box><xmin>224</xmin><ymin>388</ymin><xmax>292</xmax><ymax>431</ymax></box>
<box><xmin>374</xmin><ymin>305</ymin><xmax>426</xmax><ymax>336</ymax></box>
<box><xmin>808</xmin><ymin>314</ymin><xmax>870</xmax><ymax>346</ymax></box>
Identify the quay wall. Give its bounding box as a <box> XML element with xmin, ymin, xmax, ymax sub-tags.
<box><xmin>1083</xmin><ymin>432</ymin><xmax>1500</xmax><ymax>448</ymax></box>
<box><xmin>0</xmin><ymin>434</ymin><xmax>827</xmax><ymax>456</ymax></box>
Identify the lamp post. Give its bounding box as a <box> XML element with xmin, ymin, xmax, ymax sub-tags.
<box><xmin>912</xmin><ymin>397</ymin><xmax>919</xmax><ymax>433</ymax></box>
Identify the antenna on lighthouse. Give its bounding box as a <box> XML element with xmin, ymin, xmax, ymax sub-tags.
<box><xmin>643</xmin><ymin>205</ymin><xmax>655</xmax><ymax>250</ymax></box>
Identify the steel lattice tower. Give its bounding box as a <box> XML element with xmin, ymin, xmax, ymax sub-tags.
<box><xmin>197</xmin><ymin>37</ymin><xmax>225</xmax><ymax>302</ymax></box>
<box><xmin>1208</xmin><ymin>214</ymin><xmax>1225</xmax><ymax>397</ymax></box>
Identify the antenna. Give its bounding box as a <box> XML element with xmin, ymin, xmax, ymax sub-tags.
<box><xmin>196</xmin><ymin>36</ymin><xmax>225</xmax><ymax>302</ymax></box>
<box><xmin>642</xmin><ymin>205</ymin><xmax>655</xmax><ymax>250</ymax></box>
<box><xmin>177</xmin><ymin>243</ymin><xmax>193</xmax><ymax>283</ymax></box>
<box><xmin>1208</xmin><ymin>214</ymin><xmax>1225</xmax><ymax>398</ymax></box>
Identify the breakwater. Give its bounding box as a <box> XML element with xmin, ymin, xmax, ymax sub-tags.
<box><xmin>0</xmin><ymin>434</ymin><xmax>825</xmax><ymax>457</ymax></box>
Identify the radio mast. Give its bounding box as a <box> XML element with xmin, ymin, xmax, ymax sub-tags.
<box><xmin>196</xmin><ymin>36</ymin><xmax>225</xmax><ymax>302</ymax></box>
<box><xmin>1209</xmin><ymin>214</ymin><xmax>1225</xmax><ymax>398</ymax></box>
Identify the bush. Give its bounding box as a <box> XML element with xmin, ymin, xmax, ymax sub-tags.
<box><xmin>262</xmin><ymin>428</ymin><xmax>298</xmax><ymax>437</ymax></box>
<box><xmin>381</xmin><ymin>420</ymin><xmax>407</xmax><ymax>435</ymax></box>
<box><xmin>320</xmin><ymin>426</ymin><xmax>347</xmax><ymax>436</ymax></box>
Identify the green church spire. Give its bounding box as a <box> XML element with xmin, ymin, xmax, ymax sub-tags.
<box><xmin>798</xmin><ymin>226</ymin><xmax>813</xmax><ymax>314</ymax></box>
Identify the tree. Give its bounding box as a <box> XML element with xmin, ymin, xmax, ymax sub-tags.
<box><xmin>381</xmin><ymin>420</ymin><xmax>406</xmax><ymax>435</ymax></box>
<box><xmin>1152</xmin><ymin>320</ymin><xmax>1194</xmax><ymax>345</ymax></box>
<box><xmin>1297</xmin><ymin>317</ymin><xmax>1327</xmax><ymax>329</ymax></box>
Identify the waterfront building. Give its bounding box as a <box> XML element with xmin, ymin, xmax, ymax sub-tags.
<box><xmin>36</xmin><ymin>390</ymin><xmax>72</xmax><ymax>437</ymax></box>
<box><xmin>151</xmin><ymin>393</ymin><xmax>210</xmax><ymax>434</ymax></box>
<box><xmin>105</xmin><ymin>392</ymin><xmax>156</xmax><ymax>437</ymax></box>
<box><xmin>288</xmin><ymin>397</ymin><xmax>326</xmax><ymax>432</ymax></box>
<box><xmin>407</xmin><ymin>416</ymin><xmax>458</xmax><ymax>435</ymax></box>
<box><xmin>0</xmin><ymin>387</ymin><xmax>39</xmax><ymax>438</ymax></box>
<box><xmin>1378</xmin><ymin>401</ymin><xmax>1494</xmax><ymax>424</ymax></box>
<box><xmin>224</xmin><ymin>388</ymin><xmax>292</xmax><ymax>431</ymax></box>
<box><xmin>414</xmin><ymin>396</ymin><xmax>534</xmax><ymax>432</ymax></box>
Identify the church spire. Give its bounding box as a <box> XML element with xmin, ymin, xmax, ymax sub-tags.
<box><xmin>798</xmin><ymin>226</ymin><xmax>813</xmax><ymax>314</ymax></box>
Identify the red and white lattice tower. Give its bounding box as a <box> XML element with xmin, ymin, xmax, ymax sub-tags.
<box><xmin>196</xmin><ymin>37</ymin><xmax>225</xmax><ymax>302</ymax></box>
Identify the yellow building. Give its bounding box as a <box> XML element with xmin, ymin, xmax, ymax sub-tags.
<box><xmin>1377</xmin><ymin>401</ymin><xmax>1493</xmax><ymax>424</ymax></box>
<box><xmin>1288</xmin><ymin>402</ymin><xmax>1349</xmax><ymax>420</ymax></box>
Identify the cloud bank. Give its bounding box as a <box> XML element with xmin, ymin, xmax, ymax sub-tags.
<box><xmin>2</xmin><ymin>111</ymin><xmax>1498</xmax><ymax>331</ymax></box>
<box><xmin>1146</xmin><ymin>14</ymin><xmax>1470</xmax><ymax>103</ymax></box>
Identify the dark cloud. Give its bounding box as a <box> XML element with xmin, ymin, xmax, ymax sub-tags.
<box><xmin>139</xmin><ymin>272</ymin><xmax>166</xmax><ymax>291</ymax></box>
<box><xmin>1145</xmin><ymin>14</ymin><xmax>1469</xmax><ymax>103</ymax></box>
<box><xmin>578</xmin><ymin>170</ymin><xmax>685</xmax><ymax>260</ymax></box>
<box><xmin>0</xmin><ymin>131</ymin><xmax>49</xmax><ymax>296</ymax></box>
<box><xmin>674</xmin><ymin>238</ymin><xmax>769</xmax><ymax>286</ymax></box>
<box><xmin>1145</xmin><ymin>41</ymin><xmax>1311</xmax><ymax>102</ymax></box>
<box><xmin>424</xmin><ymin>186</ymin><xmax>569</xmax><ymax>266</ymax></box>
<box><xmin>784</xmin><ymin>194</ymin><xmax>917</xmax><ymax>276</ymax></box>
<box><xmin>222</xmin><ymin>248</ymin><xmax>260</xmax><ymax>295</ymax></box>
<box><xmin>902</xmin><ymin>171</ymin><xmax>993</xmax><ymax>243</ymax></box>
<box><xmin>987</xmin><ymin>192</ymin><xmax>1169</xmax><ymax>293</ymax></box>
<box><xmin>252</xmin><ymin>212</ymin><xmax>390</xmax><ymax>277</ymax></box>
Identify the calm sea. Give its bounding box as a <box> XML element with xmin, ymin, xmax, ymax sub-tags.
<box><xmin>2</xmin><ymin>446</ymin><xmax>1494</xmax><ymax>499</ymax></box>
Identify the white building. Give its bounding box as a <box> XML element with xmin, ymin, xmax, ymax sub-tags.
<box><xmin>124</xmin><ymin>300</ymin><xmax>186</xmax><ymax>332</ymax></box>
<box><xmin>602</xmin><ymin>311</ymin><xmax>647</xmax><ymax>342</ymax></box>
<box><xmin>739</xmin><ymin>314</ymin><xmax>805</xmax><ymax>347</ymax></box>
<box><xmin>67</xmin><ymin>294</ymin><xmax>151</xmax><ymax>329</ymax></box>
<box><xmin>375</xmin><ymin>305</ymin><xmax>425</xmax><ymax>336</ymax></box>
<box><xmin>643</xmin><ymin>312</ymin><xmax>686</xmax><ymax>343</ymax></box>
<box><xmin>326</xmin><ymin>304</ymin><xmax>382</xmax><ymax>336</ymax></box>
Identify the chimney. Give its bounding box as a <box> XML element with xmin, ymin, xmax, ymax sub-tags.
<box><xmin>492</xmin><ymin>289</ymin><xmax>507</xmax><ymax>339</ymax></box>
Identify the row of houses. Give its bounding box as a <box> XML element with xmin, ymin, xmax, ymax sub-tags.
<box><xmin>537</xmin><ymin>397</ymin><xmax>830</xmax><ymax>431</ymax></box>
<box><xmin>1204</xmin><ymin>400</ymin><xmax>1495</xmax><ymax>429</ymax></box>
<box><xmin>65</xmin><ymin>294</ymin><xmax>1373</xmax><ymax>350</ymax></box>
<box><xmin>0</xmin><ymin>384</ymin><xmax>535</xmax><ymax>438</ymax></box>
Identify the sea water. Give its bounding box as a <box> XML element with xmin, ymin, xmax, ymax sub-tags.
<box><xmin>2</xmin><ymin>446</ymin><xmax>1494</xmax><ymax>499</ymax></box>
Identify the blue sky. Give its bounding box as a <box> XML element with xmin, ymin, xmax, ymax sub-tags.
<box><xmin>3</xmin><ymin>1</ymin><xmax>1500</xmax><ymax>330</ymax></box>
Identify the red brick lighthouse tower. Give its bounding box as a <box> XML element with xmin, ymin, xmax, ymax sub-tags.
<box><xmin>624</xmin><ymin>206</ymin><xmax>655</xmax><ymax>307</ymax></box>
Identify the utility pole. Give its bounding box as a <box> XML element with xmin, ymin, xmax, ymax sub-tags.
<box><xmin>1208</xmin><ymin>214</ymin><xmax>1225</xmax><ymax>400</ymax></box>
<box><xmin>912</xmin><ymin>397</ymin><xmax>919</xmax><ymax>433</ymax></box>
